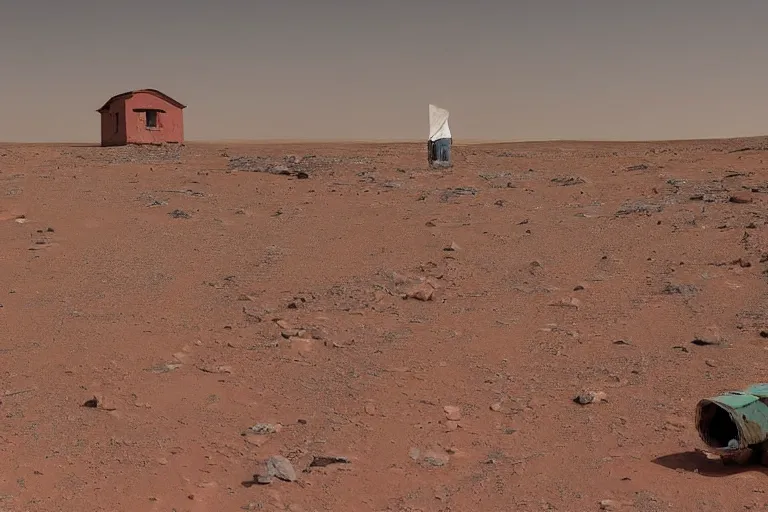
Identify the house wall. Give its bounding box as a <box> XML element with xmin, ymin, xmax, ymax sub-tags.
<box><xmin>99</xmin><ymin>98</ymin><xmax>127</xmax><ymax>146</ymax></box>
<box><xmin>124</xmin><ymin>92</ymin><xmax>184</xmax><ymax>144</ymax></box>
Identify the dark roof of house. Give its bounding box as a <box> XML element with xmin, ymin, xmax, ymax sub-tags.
<box><xmin>97</xmin><ymin>89</ymin><xmax>186</xmax><ymax>112</ymax></box>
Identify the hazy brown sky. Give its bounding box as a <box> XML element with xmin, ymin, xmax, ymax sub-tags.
<box><xmin>2</xmin><ymin>1</ymin><xmax>768</xmax><ymax>142</ymax></box>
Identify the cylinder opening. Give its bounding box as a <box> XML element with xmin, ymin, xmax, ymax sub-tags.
<box><xmin>697</xmin><ymin>401</ymin><xmax>740</xmax><ymax>449</ymax></box>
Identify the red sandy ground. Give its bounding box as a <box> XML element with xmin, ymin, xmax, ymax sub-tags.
<box><xmin>1</xmin><ymin>139</ymin><xmax>768</xmax><ymax>511</ymax></box>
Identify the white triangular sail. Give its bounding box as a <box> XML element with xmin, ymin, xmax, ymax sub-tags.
<box><xmin>429</xmin><ymin>104</ymin><xmax>451</xmax><ymax>141</ymax></box>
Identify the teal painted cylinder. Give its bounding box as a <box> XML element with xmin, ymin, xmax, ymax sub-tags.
<box><xmin>696</xmin><ymin>384</ymin><xmax>768</xmax><ymax>452</ymax></box>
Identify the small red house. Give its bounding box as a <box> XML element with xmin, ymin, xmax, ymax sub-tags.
<box><xmin>97</xmin><ymin>89</ymin><xmax>186</xmax><ymax>146</ymax></box>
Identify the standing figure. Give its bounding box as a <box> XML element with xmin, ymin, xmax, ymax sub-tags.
<box><xmin>428</xmin><ymin>104</ymin><xmax>452</xmax><ymax>168</ymax></box>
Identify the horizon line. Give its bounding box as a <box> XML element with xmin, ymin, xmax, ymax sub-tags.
<box><xmin>190</xmin><ymin>134</ymin><xmax>767</xmax><ymax>145</ymax></box>
<box><xmin>1</xmin><ymin>134</ymin><xmax>766</xmax><ymax>146</ymax></box>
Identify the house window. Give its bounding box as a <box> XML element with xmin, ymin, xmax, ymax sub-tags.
<box><xmin>145</xmin><ymin>110</ymin><xmax>158</xmax><ymax>128</ymax></box>
<box><xmin>133</xmin><ymin>108</ymin><xmax>165</xmax><ymax>129</ymax></box>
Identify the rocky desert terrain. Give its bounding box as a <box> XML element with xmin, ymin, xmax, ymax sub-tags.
<box><xmin>1</xmin><ymin>138</ymin><xmax>768</xmax><ymax>511</ymax></box>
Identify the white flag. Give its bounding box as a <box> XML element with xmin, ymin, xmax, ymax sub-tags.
<box><xmin>428</xmin><ymin>104</ymin><xmax>451</xmax><ymax>141</ymax></box>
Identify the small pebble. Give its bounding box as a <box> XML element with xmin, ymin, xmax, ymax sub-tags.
<box><xmin>422</xmin><ymin>450</ymin><xmax>449</xmax><ymax>467</ymax></box>
<box><xmin>246</xmin><ymin>423</ymin><xmax>282</xmax><ymax>435</ymax></box>
<box><xmin>443</xmin><ymin>405</ymin><xmax>461</xmax><ymax>421</ymax></box>
<box><xmin>574</xmin><ymin>391</ymin><xmax>607</xmax><ymax>405</ymax></box>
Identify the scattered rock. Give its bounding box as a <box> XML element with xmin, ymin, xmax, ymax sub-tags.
<box><xmin>662</xmin><ymin>283</ymin><xmax>697</xmax><ymax>295</ymax></box>
<box><xmin>198</xmin><ymin>365</ymin><xmax>233</xmax><ymax>374</ymax></box>
<box><xmin>616</xmin><ymin>201</ymin><xmax>663</xmax><ymax>216</ymax></box>
<box><xmin>551</xmin><ymin>176</ymin><xmax>585</xmax><ymax>186</ymax></box>
<box><xmin>285</xmin><ymin>155</ymin><xmax>302</xmax><ymax>165</ymax></box>
<box><xmin>574</xmin><ymin>391</ymin><xmax>607</xmax><ymax>405</ymax></box>
<box><xmin>422</xmin><ymin>450</ymin><xmax>450</xmax><ymax>467</ymax></box>
<box><xmin>81</xmin><ymin>398</ymin><xmax>98</xmax><ymax>408</ymax></box>
<box><xmin>308</xmin><ymin>456</ymin><xmax>351</xmax><ymax>468</ymax></box>
<box><xmin>147</xmin><ymin>362</ymin><xmax>181</xmax><ymax>373</ymax></box>
<box><xmin>443</xmin><ymin>405</ymin><xmax>461</xmax><ymax>421</ymax></box>
<box><xmin>245</xmin><ymin>423</ymin><xmax>283</xmax><ymax>435</ymax></box>
<box><xmin>290</xmin><ymin>337</ymin><xmax>316</xmax><ymax>354</ymax></box>
<box><xmin>731</xmin><ymin>257</ymin><xmax>751</xmax><ymax>268</ymax></box>
<box><xmin>228</xmin><ymin>155</ymin><xmax>313</xmax><ymax>179</ymax></box>
<box><xmin>255</xmin><ymin>474</ymin><xmax>273</xmax><ymax>485</ymax></box>
<box><xmin>82</xmin><ymin>394</ymin><xmax>117</xmax><ymax>411</ymax></box>
<box><xmin>272</xmin><ymin>165</ymin><xmax>290</xmax><ymax>174</ymax></box>
<box><xmin>490</xmin><ymin>402</ymin><xmax>503</xmax><ymax>412</ymax></box>
<box><xmin>404</xmin><ymin>282</ymin><xmax>435</xmax><ymax>301</ymax></box>
<box><xmin>550</xmin><ymin>297</ymin><xmax>581</xmax><ymax>309</ymax></box>
<box><xmin>308</xmin><ymin>327</ymin><xmax>327</xmax><ymax>340</ymax></box>
<box><xmin>243</xmin><ymin>307</ymin><xmax>263</xmax><ymax>322</ymax></box>
<box><xmin>439</xmin><ymin>187</ymin><xmax>478</xmax><ymax>202</ymax></box>
<box><xmin>390</xmin><ymin>271</ymin><xmax>409</xmax><ymax>286</ymax></box>
<box><xmin>258</xmin><ymin>456</ymin><xmax>296</xmax><ymax>483</ymax></box>
<box><xmin>444</xmin><ymin>241</ymin><xmax>461</xmax><ymax>252</ymax></box>
<box><xmin>729</xmin><ymin>194</ymin><xmax>753</xmax><ymax>204</ymax></box>
<box><xmin>169</xmin><ymin>209</ymin><xmax>191</xmax><ymax>219</ymax></box>
<box><xmin>691</xmin><ymin>338</ymin><xmax>720</xmax><ymax>347</ymax></box>
<box><xmin>274</xmin><ymin>319</ymin><xmax>292</xmax><ymax>329</ymax></box>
